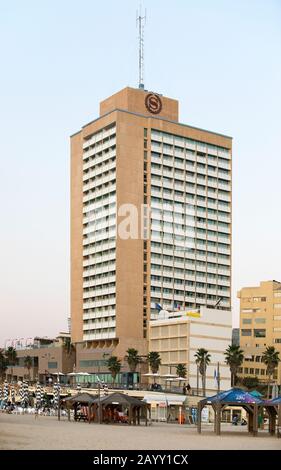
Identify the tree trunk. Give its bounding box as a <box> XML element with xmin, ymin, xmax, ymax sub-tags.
<box><xmin>201</xmin><ymin>374</ymin><xmax>205</xmax><ymax>396</ymax></box>
<box><xmin>267</xmin><ymin>374</ymin><xmax>271</xmax><ymax>399</ymax></box>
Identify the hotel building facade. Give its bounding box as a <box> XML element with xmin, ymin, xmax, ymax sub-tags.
<box><xmin>238</xmin><ymin>280</ymin><xmax>281</xmax><ymax>383</ymax></box>
<box><xmin>71</xmin><ymin>87</ymin><xmax>232</xmax><ymax>365</ymax></box>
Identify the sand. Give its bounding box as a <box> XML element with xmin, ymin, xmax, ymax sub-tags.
<box><xmin>0</xmin><ymin>413</ymin><xmax>280</xmax><ymax>450</ymax></box>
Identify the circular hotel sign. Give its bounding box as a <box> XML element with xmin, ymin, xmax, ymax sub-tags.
<box><xmin>145</xmin><ymin>93</ymin><xmax>162</xmax><ymax>114</ymax></box>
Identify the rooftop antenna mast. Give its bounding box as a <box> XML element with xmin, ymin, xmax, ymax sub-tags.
<box><xmin>136</xmin><ymin>2</ymin><xmax>146</xmax><ymax>89</ymax></box>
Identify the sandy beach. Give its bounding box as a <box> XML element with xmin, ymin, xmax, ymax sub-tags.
<box><xmin>0</xmin><ymin>413</ymin><xmax>280</xmax><ymax>450</ymax></box>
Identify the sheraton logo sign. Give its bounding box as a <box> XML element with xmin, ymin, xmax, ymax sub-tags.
<box><xmin>145</xmin><ymin>93</ymin><xmax>162</xmax><ymax>114</ymax></box>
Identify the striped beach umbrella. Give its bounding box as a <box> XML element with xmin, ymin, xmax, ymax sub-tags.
<box><xmin>22</xmin><ymin>380</ymin><xmax>29</xmax><ymax>408</ymax></box>
<box><xmin>3</xmin><ymin>380</ymin><xmax>9</xmax><ymax>406</ymax></box>
<box><xmin>11</xmin><ymin>385</ymin><xmax>15</xmax><ymax>403</ymax></box>
<box><xmin>35</xmin><ymin>382</ymin><xmax>43</xmax><ymax>408</ymax></box>
<box><xmin>19</xmin><ymin>381</ymin><xmax>24</xmax><ymax>405</ymax></box>
<box><xmin>53</xmin><ymin>382</ymin><xmax>60</xmax><ymax>410</ymax></box>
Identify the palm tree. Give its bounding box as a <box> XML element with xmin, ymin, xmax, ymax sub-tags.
<box><xmin>147</xmin><ymin>352</ymin><xmax>161</xmax><ymax>374</ymax></box>
<box><xmin>176</xmin><ymin>364</ymin><xmax>187</xmax><ymax>378</ymax></box>
<box><xmin>194</xmin><ymin>348</ymin><xmax>211</xmax><ymax>396</ymax></box>
<box><xmin>5</xmin><ymin>347</ymin><xmax>17</xmax><ymax>382</ymax></box>
<box><xmin>62</xmin><ymin>337</ymin><xmax>76</xmax><ymax>356</ymax></box>
<box><xmin>176</xmin><ymin>363</ymin><xmax>187</xmax><ymax>387</ymax></box>
<box><xmin>224</xmin><ymin>345</ymin><xmax>244</xmax><ymax>386</ymax></box>
<box><xmin>124</xmin><ymin>348</ymin><xmax>142</xmax><ymax>373</ymax></box>
<box><xmin>262</xmin><ymin>346</ymin><xmax>280</xmax><ymax>398</ymax></box>
<box><xmin>24</xmin><ymin>356</ymin><xmax>33</xmax><ymax>382</ymax></box>
<box><xmin>0</xmin><ymin>349</ymin><xmax>8</xmax><ymax>381</ymax></box>
<box><xmin>106</xmin><ymin>356</ymin><xmax>121</xmax><ymax>386</ymax></box>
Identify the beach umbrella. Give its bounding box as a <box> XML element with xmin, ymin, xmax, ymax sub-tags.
<box><xmin>36</xmin><ymin>382</ymin><xmax>43</xmax><ymax>408</ymax></box>
<box><xmin>53</xmin><ymin>382</ymin><xmax>61</xmax><ymax>409</ymax></box>
<box><xmin>19</xmin><ymin>381</ymin><xmax>24</xmax><ymax>406</ymax></box>
<box><xmin>11</xmin><ymin>385</ymin><xmax>15</xmax><ymax>403</ymax></box>
<box><xmin>3</xmin><ymin>380</ymin><xmax>9</xmax><ymax>406</ymax></box>
<box><xmin>161</xmin><ymin>373</ymin><xmax>178</xmax><ymax>378</ymax></box>
<box><xmin>23</xmin><ymin>381</ymin><xmax>29</xmax><ymax>407</ymax></box>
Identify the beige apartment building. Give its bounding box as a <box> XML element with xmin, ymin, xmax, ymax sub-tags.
<box><xmin>71</xmin><ymin>86</ymin><xmax>232</xmax><ymax>367</ymax></box>
<box><xmin>148</xmin><ymin>307</ymin><xmax>232</xmax><ymax>395</ymax></box>
<box><xmin>238</xmin><ymin>280</ymin><xmax>281</xmax><ymax>383</ymax></box>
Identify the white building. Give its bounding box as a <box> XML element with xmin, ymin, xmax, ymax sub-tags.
<box><xmin>148</xmin><ymin>307</ymin><xmax>232</xmax><ymax>395</ymax></box>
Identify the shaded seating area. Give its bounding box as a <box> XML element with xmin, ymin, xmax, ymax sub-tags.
<box><xmin>197</xmin><ymin>388</ymin><xmax>263</xmax><ymax>436</ymax></box>
<box><xmin>63</xmin><ymin>392</ymin><xmax>98</xmax><ymax>424</ymax></box>
<box><xmin>93</xmin><ymin>392</ymin><xmax>150</xmax><ymax>426</ymax></box>
<box><xmin>263</xmin><ymin>396</ymin><xmax>281</xmax><ymax>437</ymax></box>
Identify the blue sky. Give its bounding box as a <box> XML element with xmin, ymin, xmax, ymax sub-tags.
<box><xmin>0</xmin><ymin>0</ymin><xmax>281</xmax><ymax>346</ymax></box>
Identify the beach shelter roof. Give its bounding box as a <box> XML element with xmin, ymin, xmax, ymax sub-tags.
<box><xmin>64</xmin><ymin>392</ymin><xmax>98</xmax><ymax>404</ymax></box>
<box><xmin>266</xmin><ymin>396</ymin><xmax>281</xmax><ymax>405</ymax></box>
<box><xmin>93</xmin><ymin>392</ymin><xmax>146</xmax><ymax>407</ymax></box>
<box><xmin>249</xmin><ymin>390</ymin><xmax>263</xmax><ymax>398</ymax></box>
<box><xmin>200</xmin><ymin>388</ymin><xmax>263</xmax><ymax>405</ymax></box>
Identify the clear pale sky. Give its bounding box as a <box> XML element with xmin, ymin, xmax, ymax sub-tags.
<box><xmin>0</xmin><ymin>0</ymin><xmax>280</xmax><ymax>347</ymax></box>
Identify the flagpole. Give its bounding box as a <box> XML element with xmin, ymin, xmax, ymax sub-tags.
<box><xmin>217</xmin><ymin>362</ymin><xmax>220</xmax><ymax>393</ymax></box>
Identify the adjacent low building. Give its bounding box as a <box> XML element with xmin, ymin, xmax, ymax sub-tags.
<box><xmin>5</xmin><ymin>333</ymin><xmax>75</xmax><ymax>383</ymax></box>
<box><xmin>238</xmin><ymin>280</ymin><xmax>281</xmax><ymax>384</ymax></box>
<box><xmin>148</xmin><ymin>307</ymin><xmax>232</xmax><ymax>395</ymax></box>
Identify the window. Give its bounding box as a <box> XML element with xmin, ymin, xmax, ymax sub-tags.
<box><xmin>79</xmin><ymin>360</ymin><xmax>107</xmax><ymax>368</ymax></box>
<box><xmin>274</xmin><ymin>327</ymin><xmax>281</xmax><ymax>332</ymax></box>
<box><xmin>274</xmin><ymin>304</ymin><xmax>281</xmax><ymax>309</ymax></box>
<box><xmin>48</xmin><ymin>362</ymin><xmax>58</xmax><ymax>369</ymax></box>
<box><xmin>250</xmin><ymin>368</ymin><xmax>254</xmax><ymax>374</ymax></box>
<box><xmin>244</xmin><ymin>368</ymin><xmax>249</xmax><ymax>374</ymax></box>
<box><xmin>255</xmin><ymin>318</ymin><xmax>266</xmax><ymax>324</ymax></box>
<box><xmin>255</xmin><ymin>369</ymin><xmax>260</xmax><ymax>375</ymax></box>
<box><xmin>274</xmin><ymin>338</ymin><xmax>281</xmax><ymax>343</ymax></box>
<box><xmin>260</xmin><ymin>369</ymin><xmax>265</xmax><ymax>375</ymax></box>
<box><xmin>274</xmin><ymin>292</ymin><xmax>281</xmax><ymax>297</ymax></box>
<box><xmin>254</xmin><ymin>329</ymin><xmax>266</xmax><ymax>338</ymax></box>
<box><xmin>274</xmin><ymin>316</ymin><xmax>281</xmax><ymax>321</ymax></box>
<box><xmin>245</xmin><ymin>355</ymin><xmax>254</xmax><ymax>362</ymax></box>
<box><xmin>253</xmin><ymin>297</ymin><xmax>266</xmax><ymax>302</ymax></box>
<box><xmin>255</xmin><ymin>356</ymin><xmax>261</xmax><ymax>362</ymax></box>
<box><xmin>241</xmin><ymin>329</ymin><xmax>252</xmax><ymax>336</ymax></box>
<box><xmin>242</xmin><ymin>309</ymin><xmax>253</xmax><ymax>313</ymax></box>
<box><xmin>242</xmin><ymin>318</ymin><xmax>252</xmax><ymax>324</ymax></box>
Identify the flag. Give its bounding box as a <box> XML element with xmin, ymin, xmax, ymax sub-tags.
<box><xmin>214</xmin><ymin>369</ymin><xmax>218</xmax><ymax>388</ymax></box>
<box><xmin>155</xmin><ymin>303</ymin><xmax>163</xmax><ymax>312</ymax></box>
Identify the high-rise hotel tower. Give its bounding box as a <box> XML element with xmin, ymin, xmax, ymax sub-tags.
<box><xmin>71</xmin><ymin>87</ymin><xmax>232</xmax><ymax>357</ymax></box>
